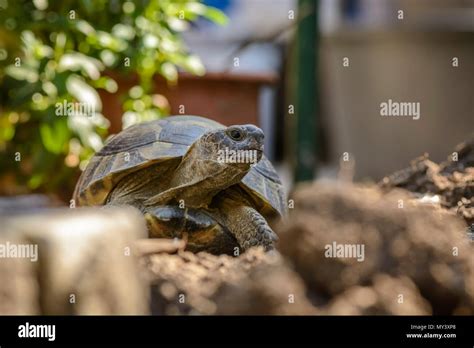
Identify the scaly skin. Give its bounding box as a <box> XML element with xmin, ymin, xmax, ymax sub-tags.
<box><xmin>211</xmin><ymin>190</ymin><xmax>278</xmax><ymax>252</ymax></box>
<box><xmin>218</xmin><ymin>203</ymin><xmax>277</xmax><ymax>251</ymax></box>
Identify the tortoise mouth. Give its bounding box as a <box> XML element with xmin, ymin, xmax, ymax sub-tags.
<box><xmin>248</xmin><ymin>147</ymin><xmax>263</xmax><ymax>156</ymax></box>
<box><xmin>250</xmin><ymin>148</ymin><xmax>264</xmax><ymax>160</ymax></box>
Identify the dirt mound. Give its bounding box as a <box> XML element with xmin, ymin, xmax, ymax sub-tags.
<box><xmin>324</xmin><ymin>274</ymin><xmax>432</xmax><ymax>315</ymax></box>
<box><xmin>213</xmin><ymin>261</ymin><xmax>315</xmax><ymax>315</ymax></box>
<box><xmin>142</xmin><ymin>247</ymin><xmax>316</xmax><ymax>315</ymax></box>
<box><xmin>278</xmin><ymin>182</ymin><xmax>474</xmax><ymax>315</ymax></box>
<box><xmin>380</xmin><ymin>137</ymin><xmax>474</xmax><ymax>225</ymax></box>
<box><xmin>143</xmin><ymin>247</ymin><xmax>277</xmax><ymax>315</ymax></box>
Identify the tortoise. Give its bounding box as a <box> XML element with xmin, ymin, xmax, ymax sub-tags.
<box><xmin>73</xmin><ymin>115</ymin><xmax>287</xmax><ymax>255</ymax></box>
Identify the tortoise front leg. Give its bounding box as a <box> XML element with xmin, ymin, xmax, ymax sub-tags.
<box><xmin>214</xmin><ymin>199</ymin><xmax>278</xmax><ymax>252</ymax></box>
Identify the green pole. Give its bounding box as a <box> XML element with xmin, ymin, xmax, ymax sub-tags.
<box><xmin>294</xmin><ymin>0</ymin><xmax>317</xmax><ymax>182</ymax></box>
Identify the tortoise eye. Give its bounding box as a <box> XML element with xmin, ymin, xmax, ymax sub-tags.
<box><xmin>228</xmin><ymin>129</ymin><xmax>244</xmax><ymax>141</ymax></box>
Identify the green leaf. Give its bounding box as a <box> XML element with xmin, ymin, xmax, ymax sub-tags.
<box><xmin>40</xmin><ymin>119</ymin><xmax>70</xmax><ymax>154</ymax></box>
<box><xmin>0</xmin><ymin>123</ymin><xmax>15</xmax><ymax>141</ymax></box>
<box><xmin>5</xmin><ymin>66</ymin><xmax>39</xmax><ymax>83</ymax></box>
<box><xmin>167</xmin><ymin>17</ymin><xmax>189</xmax><ymax>32</ymax></box>
<box><xmin>28</xmin><ymin>173</ymin><xmax>44</xmax><ymax>190</ymax></box>
<box><xmin>76</xmin><ymin>20</ymin><xmax>96</xmax><ymax>36</ymax></box>
<box><xmin>160</xmin><ymin>62</ymin><xmax>178</xmax><ymax>82</ymax></box>
<box><xmin>66</xmin><ymin>74</ymin><xmax>102</xmax><ymax>112</ymax></box>
<box><xmin>143</xmin><ymin>34</ymin><xmax>160</xmax><ymax>49</ymax></box>
<box><xmin>68</xmin><ymin>116</ymin><xmax>104</xmax><ymax>152</ymax></box>
<box><xmin>203</xmin><ymin>7</ymin><xmax>228</xmax><ymax>25</ymax></box>
<box><xmin>94</xmin><ymin>31</ymin><xmax>128</xmax><ymax>52</ymax></box>
<box><xmin>112</xmin><ymin>24</ymin><xmax>135</xmax><ymax>40</ymax></box>
<box><xmin>183</xmin><ymin>55</ymin><xmax>205</xmax><ymax>76</ymax></box>
<box><xmin>184</xmin><ymin>2</ymin><xmax>207</xmax><ymax>16</ymax></box>
<box><xmin>99</xmin><ymin>49</ymin><xmax>118</xmax><ymax>67</ymax></box>
<box><xmin>58</xmin><ymin>53</ymin><xmax>104</xmax><ymax>80</ymax></box>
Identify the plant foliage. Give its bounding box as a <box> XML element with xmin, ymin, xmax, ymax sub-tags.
<box><xmin>0</xmin><ymin>0</ymin><xmax>226</xmax><ymax>196</ymax></box>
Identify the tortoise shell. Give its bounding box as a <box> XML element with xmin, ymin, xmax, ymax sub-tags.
<box><xmin>74</xmin><ymin>115</ymin><xmax>287</xmax><ymax>217</ymax></box>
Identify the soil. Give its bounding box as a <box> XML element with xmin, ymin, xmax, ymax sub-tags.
<box><xmin>379</xmin><ymin>137</ymin><xmax>474</xmax><ymax>226</ymax></box>
<box><xmin>142</xmin><ymin>247</ymin><xmax>281</xmax><ymax>315</ymax></box>
<box><xmin>277</xmin><ymin>183</ymin><xmax>473</xmax><ymax>315</ymax></box>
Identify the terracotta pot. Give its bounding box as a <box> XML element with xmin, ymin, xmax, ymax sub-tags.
<box><xmin>99</xmin><ymin>72</ymin><xmax>279</xmax><ymax>134</ymax></box>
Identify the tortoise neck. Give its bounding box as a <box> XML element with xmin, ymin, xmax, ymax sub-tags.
<box><xmin>168</xmin><ymin>141</ymin><xmax>249</xmax><ymax>207</ymax></box>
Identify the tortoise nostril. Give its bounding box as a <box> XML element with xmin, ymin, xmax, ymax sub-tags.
<box><xmin>244</xmin><ymin>125</ymin><xmax>264</xmax><ymax>143</ymax></box>
<box><xmin>253</xmin><ymin>129</ymin><xmax>264</xmax><ymax>144</ymax></box>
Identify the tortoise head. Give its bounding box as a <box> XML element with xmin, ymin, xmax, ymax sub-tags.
<box><xmin>200</xmin><ymin>124</ymin><xmax>265</xmax><ymax>169</ymax></box>
<box><xmin>167</xmin><ymin>124</ymin><xmax>266</xmax><ymax>204</ymax></box>
<box><xmin>146</xmin><ymin>125</ymin><xmax>264</xmax><ymax>207</ymax></box>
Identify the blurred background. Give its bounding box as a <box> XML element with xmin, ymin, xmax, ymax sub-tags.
<box><xmin>0</xmin><ymin>0</ymin><xmax>473</xmax><ymax>202</ymax></box>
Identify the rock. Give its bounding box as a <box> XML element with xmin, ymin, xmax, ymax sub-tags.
<box><xmin>0</xmin><ymin>207</ymin><xmax>149</xmax><ymax>315</ymax></box>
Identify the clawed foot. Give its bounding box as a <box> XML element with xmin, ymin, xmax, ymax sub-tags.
<box><xmin>240</xmin><ymin>209</ymin><xmax>278</xmax><ymax>251</ymax></box>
